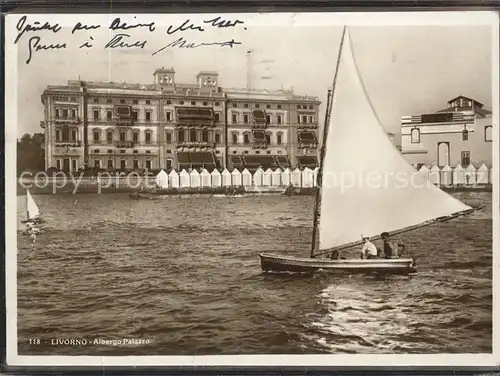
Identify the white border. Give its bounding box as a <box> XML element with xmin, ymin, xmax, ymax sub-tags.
<box><xmin>5</xmin><ymin>11</ymin><xmax>500</xmax><ymax>367</ymax></box>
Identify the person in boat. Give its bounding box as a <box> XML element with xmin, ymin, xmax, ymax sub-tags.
<box><xmin>380</xmin><ymin>232</ymin><xmax>405</xmax><ymax>259</ymax></box>
<box><xmin>360</xmin><ymin>236</ymin><xmax>378</xmax><ymax>259</ymax></box>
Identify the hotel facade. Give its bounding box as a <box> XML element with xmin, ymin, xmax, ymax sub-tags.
<box><xmin>40</xmin><ymin>69</ymin><xmax>321</xmax><ymax>173</ymax></box>
<box><xmin>401</xmin><ymin>96</ymin><xmax>493</xmax><ymax>168</ymax></box>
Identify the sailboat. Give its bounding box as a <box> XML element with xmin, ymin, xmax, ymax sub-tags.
<box><xmin>259</xmin><ymin>27</ymin><xmax>480</xmax><ymax>275</ymax></box>
<box><xmin>21</xmin><ymin>189</ymin><xmax>42</xmax><ymax>224</ymax></box>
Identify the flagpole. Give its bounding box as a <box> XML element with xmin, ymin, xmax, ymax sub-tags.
<box><xmin>310</xmin><ymin>25</ymin><xmax>347</xmax><ymax>259</ymax></box>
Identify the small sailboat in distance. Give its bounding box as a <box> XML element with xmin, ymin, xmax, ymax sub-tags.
<box><xmin>22</xmin><ymin>189</ymin><xmax>42</xmax><ymax>224</ymax></box>
<box><xmin>259</xmin><ymin>27</ymin><xmax>480</xmax><ymax>275</ymax></box>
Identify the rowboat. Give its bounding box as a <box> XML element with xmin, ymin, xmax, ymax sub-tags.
<box><xmin>259</xmin><ymin>27</ymin><xmax>479</xmax><ymax>275</ymax></box>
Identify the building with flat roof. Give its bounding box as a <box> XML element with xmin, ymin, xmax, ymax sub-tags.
<box><xmin>40</xmin><ymin>69</ymin><xmax>321</xmax><ymax>173</ymax></box>
<box><xmin>400</xmin><ymin>95</ymin><xmax>492</xmax><ymax>168</ymax></box>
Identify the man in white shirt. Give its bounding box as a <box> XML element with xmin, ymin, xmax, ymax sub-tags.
<box><xmin>360</xmin><ymin>236</ymin><xmax>378</xmax><ymax>259</ymax></box>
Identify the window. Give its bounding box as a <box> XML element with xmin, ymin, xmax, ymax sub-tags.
<box><xmin>132</xmin><ymin>110</ymin><xmax>138</xmax><ymax>121</ymax></box>
<box><xmin>107</xmin><ymin>132</ymin><xmax>113</xmax><ymax>143</ymax></box>
<box><xmin>266</xmin><ymin>104</ymin><xmax>271</xmax><ymax>109</ymax></box>
<box><xmin>133</xmin><ymin>160</ymin><xmax>139</xmax><ymax>169</ymax></box>
<box><xmin>215</xmin><ymin>113</ymin><xmax>220</xmax><ymax>122</ymax></box>
<box><xmin>166</xmin><ymin>100</ymin><xmax>171</xmax><ymax>105</ymax></box>
<box><xmin>277</xmin><ymin>115</ymin><xmax>282</xmax><ymax>124</ymax></box>
<box><xmin>133</xmin><ymin>150</ymin><xmax>138</xmax><ymax>154</ymax></box>
<box><xmin>277</xmin><ymin>104</ymin><xmax>282</xmax><ymax>109</ymax></box>
<box><xmin>145</xmin><ymin>132</ymin><xmax>152</xmax><ymax>144</ymax></box>
<box><xmin>461</xmin><ymin>151</ymin><xmax>470</xmax><ymax>166</ymax></box>
<box><xmin>277</xmin><ymin>133</ymin><xmax>282</xmax><ymax>145</ymax></box>
<box><xmin>191</xmin><ymin>101</ymin><xmax>196</xmax><ymax>105</ymax></box>
<box><xmin>178</xmin><ymin>130</ymin><xmax>185</xmax><ymax>142</ymax></box>
<box><xmin>232</xmin><ymin>103</ymin><xmax>237</xmax><ymax>108</ymax></box>
<box><xmin>190</xmin><ymin>129</ymin><xmax>197</xmax><ymax>142</ymax></box>
<box><xmin>93</xmin><ymin>130</ymin><xmax>100</xmax><ymax>142</ymax></box>
<box><xmin>120</xmin><ymin>160</ymin><xmax>126</xmax><ymax>169</ymax></box>
<box><xmin>145</xmin><ymin>112</ymin><xmax>152</xmax><ymax>121</ymax></box>
<box><xmin>146</xmin><ymin>160</ymin><xmax>152</xmax><ymax>170</ymax></box>
<box><xmin>55</xmin><ymin>109</ymin><xmax>60</xmax><ymax>118</ymax></box>
<box><xmin>232</xmin><ymin>133</ymin><xmax>238</xmax><ymax>144</ymax></box>
<box><xmin>244</xmin><ymin>104</ymin><xmax>248</xmax><ymax>108</ymax></box>
<box><xmin>107</xmin><ymin>149</ymin><xmax>112</xmax><ymax>154</ymax></box>
<box><xmin>56</xmin><ymin>160</ymin><xmax>61</xmax><ymax>170</ymax></box>
<box><xmin>166</xmin><ymin>132</ymin><xmax>172</xmax><ymax>143</ymax></box>
<box><xmin>146</xmin><ymin>100</ymin><xmax>151</xmax><ymax>105</ymax></box>
<box><xmin>215</xmin><ymin>133</ymin><xmax>221</xmax><ymax>144</ymax></box>
<box><xmin>411</xmin><ymin>128</ymin><xmax>420</xmax><ymax>143</ymax></box>
<box><xmin>255</xmin><ymin>104</ymin><xmax>260</xmax><ymax>109</ymax></box>
<box><xmin>297</xmin><ymin>115</ymin><xmax>301</xmax><ymax>124</ymax></box>
<box><xmin>266</xmin><ymin>114</ymin><xmax>271</xmax><ymax>124</ymax></box>
<box><xmin>107</xmin><ymin>110</ymin><xmax>112</xmax><ymax>121</ymax></box>
<box><xmin>244</xmin><ymin>151</ymin><xmax>249</xmax><ymax>154</ymax></box>
<box><xmin>485</xmin><ymin>125</ymin><xmax>493</xmax><ymax>142</ymax></box>
<box><xmin>120</xmin><ymin>99</ymin><xmax>125</xmax><ymax>104</ymax></box>
<box><xmin>94</xmin><ymin>159</ymin><xmax>101</xmax><ymax>168</ymax></box>
<box><xmin>133</xmin><ymin>132</ymin><xmax>139</xmax><ymax>143</ymax></box>
<box><xmin>120</xmin><ymin>132</ymin><xmax>126</xmax><ymax>142</ymax></box>
<box><xmin>267</xmin><ymin>150</ymin><xmax>271</xmax><ymax>154</ymax></box>
<box><xmin>215</xmin><ymin>102</ymin><xmax>220</xmax><ymax>106</ymax></box>
<box><xmin>297</xmin><ymin>105</ymin><xmax>301</xmax><ymax>109</ymax></box>
<box><xmin>71</xmin><ymin>130</ymin><xmax>77</xmax><ymax>141</ymax></box>
<box><xmin>61</xmin><ymin>127</ymin><xmax>70</xmax><ymax>141</ymax></box>
<box><xmin>107</xmin><ymin>159</ymin><xmax>113</xmax><ymax>169</ymax></box>
<box><xmin>462</xmin><ymin>129</ymin><xmax>469</xmax><ymax>141</ymax></box>
<box><xmin>232</xmin><ymin>113</ymin><xmax>238</xmax><ymax>123</ymax></box>
<box><xmin>203</xmin><ymin>101</ymin><xmax>208</xmax><ymax>106</ymax></box>
<box><xmin>265</xmin><ymin>133</ymin><xmax>271</xmax><ymax>144</ymax></box>
<box><xmin>55</xmin><ymin>130</ymin><xmax>60</xmax><ymax>141</ymax></box>
<box><xmin>309</xmin><ymin>105</ymin><xmax>313</xmax><ymax>110</ymax></box>
<box><xmin>243</xmin><ymin>114</ymin><xmax>249</xmax><ymax>124</ymax></box>
<box><xmin>93</xmin><ymin>110</ymin><xmax>99</xmax><ymax>121</ymax></box>
<box><xmin>71</xmin><ymin>109</ymin><xmax>76</xmax><ymax>118</ymax></box>
<box><xmin>202</xmin><ymin>130</ymin><xmax>209</xmax><ymax>142</ymax></box>
<box><xmin>244</xmin><ymin>134</ymin><xmax>250</xmax><ymax>144</ymax></box>
<box><xmin>166</xmin><ymin>150</ymin><xmax>172</xmax><ymax>154</ymax></box>
<box><xmin>133</xmin><ymin>99</ymin><xmax>138</xmax><ymax>104</ymax></box>
<box><xmin>146</xmin><ymin>150</ymin><xmax>151</xmax><ymax>154</ymax></box>
<box><xmin>302</xmin><ymin>115</ymin><xmax>307</xmax><ymax>124</ymax></box>
<box><xmin>166</xmin><ymin>111</ymin><xmax>172</xmax><ymax>122</ymax></box>
<box><xmin>93</xmin><ymin>98</ymin><xmax>99</xmax><ymax>103</ymax></box>
<box><xmin>120</xmin><ymin>150</ymin><xmax>126</xmax><ymax>154</ymax></box>
<box><xmin>107</xmin><ymin>98</ymin><xmax>112</xmax><ymax>104</ymax></box>
<box><xmin>166</xmin><ymin>159</ymin><xmax>173</xmax><ymax>169</ymax></box>
<box><xmin>71</xmin><ymin>97</ymin><xmax>77</xmax><ymax>102</ymax></box>
<box><xmin>179</xmin><ymin>100</ymin><xmax>184</xmax><ymax>105</ymax></box>
<box><xmin>308</xmin><ymin>116</ymin><xmax>313</xmax><ymax>123</ymax></box>
<box><xmin>63</xmin><ymin>109</ymin><xmax>68</xmax><ymax>118</ymax></box>
<box><xmin>256</xmin><ymin>151</ymin><xmax>260</xmax><ymax>154</ymax></box>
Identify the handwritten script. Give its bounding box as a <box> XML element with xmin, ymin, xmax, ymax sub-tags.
<box><xmin>14</xmin><ymin>15</ymin><xmax>246</xmax><ymax>64</ymax></box>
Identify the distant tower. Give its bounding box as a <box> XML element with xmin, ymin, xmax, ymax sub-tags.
<box><xmin>246</xmin><ymin>49</ymin><xmax>254</xmax><ymax>90</ymax></box>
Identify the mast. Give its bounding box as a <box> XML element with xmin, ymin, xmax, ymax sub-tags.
<box><xmin>310</xmin><ymin>26</ymin><xmax>347</xmax><ymax>258</ymax></box>
<box><xmin>80</xmin><ymin>81</ymin><xmax>89</xmax><ymax>171</ymax></box>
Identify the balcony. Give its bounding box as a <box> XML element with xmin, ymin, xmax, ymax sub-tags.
<box><xmin>176</xmin><ymin>141</ymin><xmax>216</xmax><ymax>149</ymax></box>
<box><xmin>114</xmin><ymin>141</ymin><xmax>135</xmax><ymax>148</ymax></box>
<box><xmin>297</xmin><ymin>131</ymin><xmax>318</xmax><ymax>149</ymax></box>
<box><xmin>115</xmin><ymin>117</ymin><xmax>134</xmax><ymax>127</ymax></box>
<box><xmin>55</xmin><ymin>117</ymin><xmax>81</xmax><ymax>124</ymax></box>
<box><xmin>297</xmin><ymin>122</ymin><xmax>319</xmax><ymax>129</ymax></box>
<box><xmin>54</xmin><ymin>141</ymin><xmax>82</xmax><ymax>147</ymax></box>
<box><xmin>252</xmin><ymin>110</ymin><xmax>268</xmax><ymax>129</ymax></box>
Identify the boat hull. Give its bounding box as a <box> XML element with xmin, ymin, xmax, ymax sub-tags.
<box><xmin>259</xmin><ymin>253</ymin><xmax>417</xmax><ymax>275</ymax></box>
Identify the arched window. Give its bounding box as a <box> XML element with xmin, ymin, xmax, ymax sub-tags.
<box><xmin>132</xmin><ymin>129</ymin><xmax>140</xmax><ymax>143</ymax></box>
<box><xmin>462</xmin><ymin>129</ymin><xmax>469</xmax><ymax>141</ymax></box>
<box><xmin>411</xmin><ymin>128</ymin><xmax>420</xmax><ymax>143</ymax></box>
<box><xmin>232</xmin><ymin>132</ymin><xmax>238</xmax><ymax>145</ymax></box>
<box><xmin>145</xmin><ymin>129</ymin><xmax>153</xmax><ymax>144</ymax></box>
<box><xmin>276</xmin><ymin>132</ymin><xmax>283</xmax><ymax>145</ymax></box>
<box><xmin>243</xmin><ymin>132</ymin><xmax>250</xmax><ymax>144</ymax></box>
<box><xmin>485</xmin><ymin>126</ymin><xmax>493</xmax><ymax>142</ymax></box>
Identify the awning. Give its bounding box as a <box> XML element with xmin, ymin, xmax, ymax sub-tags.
<box><xmin>252</xmin><ymin>130</ymin><xmax>267</xmax><ymax>142</ymax></box>
<box><xmin>275</xmin><ymin>156</ymin><xmax>290</xmax><ymax>168</ymax></box>
<box><xmin>243</xmin><ymin>155</ymin><xmax>277</xmax><ymax>170</ymax></box>
<box><xmin>177</xmin><ymin>151</ymin><xmax>216</xmax><ymax>169</ymax></box>
<box><xmin>297</xmin><ymin>131</ymin><xmax>318</xmax><ymax>143</ymax></box>
<box><xmin>230</xmin><ymin>155</ymin><xmax>245</xmax><ymax>168</ymax></box>
<box><xmin>297</xmin><ymin>156</ymin><xmax>318</xmax><ymax>169</ymax></box>
<box><xmin>252</xmin><ymin>110</ymin><xmax>266</xmax><ymax>123</ymax></box>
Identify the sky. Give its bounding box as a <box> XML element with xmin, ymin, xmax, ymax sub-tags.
<box><xmin>8</xmin><ymin>14</ymin><xmax>494</xmax><ymax>139</ymax></box>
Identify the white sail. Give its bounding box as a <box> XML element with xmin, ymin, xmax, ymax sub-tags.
<box><xmin>155</xmin><ymin>169</ymin><xmax>169</xmax><ymax>189</ymax></box>
<box><xmin>26</xmin><ymin>189</ymin><xmax>40</xmax><ymax>221</ymax></box>
<box><xmin>318</xmin><ymin>29</ymin><xmax>471</xmax><ymax>251</ymax></box>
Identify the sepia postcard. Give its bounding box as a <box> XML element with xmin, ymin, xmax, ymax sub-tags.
<box><xmin>4</xmin><ymin>10</ymin><xmax>499</xmax><ymax>367</ymax></box>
